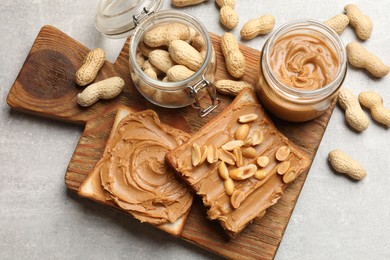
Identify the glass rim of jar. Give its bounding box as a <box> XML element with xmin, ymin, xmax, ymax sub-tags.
<box><xmin>95</xmin><ymin>0</ymin><xmax>164</xmax><ymax>38</ymax></box>
<box><xmin>129</xmin><ymin>10</ymin><xmax>213</xmax><ymax>92</ymax></box>
<box><xmin>262</xmin><ymin>19</ymin><xmax>347</xmax><ymax>101</ymax></box>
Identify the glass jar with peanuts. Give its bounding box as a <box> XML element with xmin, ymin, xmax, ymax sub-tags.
<box><xmin>95</xmin><ymin>1</ymin><xmax>219</xmax><ymax>117</ymax></box>
<box><xmin>256</xmin><ymin>20</ymin><xmax>347</xmax><ymax>122</ymax></box>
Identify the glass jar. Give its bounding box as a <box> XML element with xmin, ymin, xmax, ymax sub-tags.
<box><xmin>129</xmin><ymin>10</ymin><xmax>219</xmax><ymax>116</ymax></box>
<box><xmin>256</xmin><ymin>20</ymin><xmax>347</xmax><ymax>122</ymax></box>
<box><xmin>96</xmin><ymin>1</ymin><xmax>220</xmax><ymax>117</ymax></box>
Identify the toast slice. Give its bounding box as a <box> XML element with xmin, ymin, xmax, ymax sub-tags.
<box><xmin>79</xmin><ymin>106</ymin><xmax>193</xmax><ymax>236</ymax></box>
<box><xmin>166</xmin><ymin>88</ymin><xmax>311</xmax><ymax>238</ymax></box>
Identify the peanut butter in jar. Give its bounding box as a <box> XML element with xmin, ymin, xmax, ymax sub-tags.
<box><xmin>256</xmin><ymin>20</ymin><xmax>347</xmax><ymax>122</ymax></box>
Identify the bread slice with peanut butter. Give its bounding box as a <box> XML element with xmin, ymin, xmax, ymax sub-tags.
<box><xmin>166</xmin><ymin>88</ymin><xmax>311</xmax><ymax>238</ymax></box>
<box><xmin>78</xmin><ymin>106</ymin><xmax>193</xmax><ymax>236</ymax></box>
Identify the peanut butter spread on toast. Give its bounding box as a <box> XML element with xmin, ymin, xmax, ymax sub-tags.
<box><xmin>166</xmin><ymin>89</ymin><xmax>310</xmax><ymax>236</ymax></box>
<box><xmin>94</xmin><ymin>110</ymin><xmax>193</xmax><ymax>225</ymax></box>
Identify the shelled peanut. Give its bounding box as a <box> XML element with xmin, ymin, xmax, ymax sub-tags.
<box><xmin>328</xmin><ymin>150</ymin><xmax>366</xmax><ymax>180</ymax></box>
<box><xmin>148</xmin><ymin>50</ymin><xmax>175</xmax><ymax>73</ymax></box>
<box><xmin>215</xmin><ymin>0</ymin><xmax>238</xmax><ymax>30</ymax></box>
<box><xmin>215</xmin><ymin>80</ymin><xmax>253</xmax><ymax>96</ymax></box>
<box><xmin>215</xmin><ymin>0</ymin><xmax>235</xmax><ymax>8</ymax></box>
<box><xmin>346</xmin><ymin>42</ymin><xmax>390</xmax><ymax>78</ymax></box>
<box><xmin>190</xmin><ymin>112</ymin><xmax>297</xmax><ymax>208</ymax></box>
<box><xmin>240</xmin><ymin>14</ymin><xmax>276</xmax><ymax>40</ymax></box>
<box><xmin>344</xmin><ymin>4</ymin><xmax>373</xmax><ymax>40</ymax></box>
<box><xmin>338</xmin><ymin>88</ymin><xmax>369</xmax><ymax>132</ymax></box>
<box><xmin>143</xmin><ymin>23</ymin><xmax>190</xmax><ymax>47</ymax></box>
<box><xmin>77</xmin><ymin>77</ymin><xmax>125</xmax><ymax>107</ymax></box>
<box><xmin>359</xmin><ymin>91</ymin><xmax>390</xmax><ymax>127</ymax></box>
<box><xmin>75</xmin><ymin>48</ymin><xmax>106</xmax><ymax>86</ymax></box>
<box><xmin>221</xmin><ymin>33</ymin><xmax>246</xmax><ymax>78</ymax></box>
<box><xmin>324</xmin><ymin>14</ymin><xmax>349</xmax><ymax>35</ymax></box>
<box><xmin>136</xmin><ymin>22</ymin><xmax>206</xmax><ymax>83</ymax></box>
<box><xmin>171</xmin><ymin>0</ymin><xmax>207</xmax><ymax>7</ymax></box>
<box><xmin>169</xmin><ymin>40</ymin><xmax>204</xmax><ymax>71</ymax></box>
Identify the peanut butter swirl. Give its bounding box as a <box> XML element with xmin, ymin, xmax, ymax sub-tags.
<box><xmin>270</xmin><ymin>34</ymin><xmax>339</xmax><ymax>90</ymax></box>
<box><xmin>98</xmin><ymin>110</ymin><xmax>192</xmax><ymax>225</ymax></box>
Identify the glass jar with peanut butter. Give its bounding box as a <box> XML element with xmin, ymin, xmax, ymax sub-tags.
<box><xmin>256</xmin><ymin>20</ymin><xmax>347</xmax><ymax>122</ymax></box>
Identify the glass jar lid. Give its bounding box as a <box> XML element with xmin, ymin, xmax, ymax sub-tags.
<box><xmin>95</xmin><ymin>0</ymin><xmax>163</xmax><ymax>38</ymax></box>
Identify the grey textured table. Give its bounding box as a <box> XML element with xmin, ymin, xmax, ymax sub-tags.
<box><xmin>1</xmin><ymin>1</ymin><xmax>389</xmax><ymax>259</ymax></box>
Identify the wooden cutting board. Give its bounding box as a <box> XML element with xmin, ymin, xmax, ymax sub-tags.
<box><xmin>7</xmin><ymin>25</ymin><xmax>336</xmax><ymax>259</ymax></box>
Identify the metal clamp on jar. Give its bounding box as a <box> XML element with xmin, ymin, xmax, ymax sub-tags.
<box><xmin>95</xmin><ymin>0</ymin><xmax>220</xmax><ymax>117</ymax></box>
